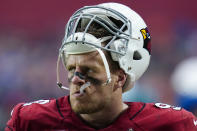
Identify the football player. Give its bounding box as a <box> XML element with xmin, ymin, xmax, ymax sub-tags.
<box><xmin>5</xmin><ymin>2</ymin><xmax>197</xmax><ymax>131</ymax></box>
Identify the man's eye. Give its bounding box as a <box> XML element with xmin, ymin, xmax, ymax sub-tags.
<box><xmin>86</xmin><ymin>69</ymin><xmax>96</xmax><ymax>76</ymax></box>
<box><xmin>67</xmin><ymin>67</ymin><xmax>75</xmax><ymax>72</ymax></box>
<box><xmin>87</xmin><ymin>69</ymin><xmax>93</xmax><ymax>73</ymax></box>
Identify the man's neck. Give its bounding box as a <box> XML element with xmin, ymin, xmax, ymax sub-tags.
<box><xmin>79</xmin><ymin>102</ymin><xmax>128</xmax><ymax>129</ymax></box>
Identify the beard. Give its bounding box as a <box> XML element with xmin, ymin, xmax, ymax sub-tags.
<box><xmin>71</xmin><ymin>100</ymin><xmax>104</xmax><ymax>114</ymax></box>
<box><xmin>69</xmin><ymin>80</ymin><xmax>113</xmax><ymax>114</ymax></box>
<box><xmin>70</xmin><ymin>94</ymin><xmax>111</xmax><ymax>114</ymax></box>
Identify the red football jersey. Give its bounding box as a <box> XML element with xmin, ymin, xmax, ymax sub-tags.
<box><xmin>5</xmin><ymin>96</ymin><xmax>197</xmax><ymax>131</ymax></box>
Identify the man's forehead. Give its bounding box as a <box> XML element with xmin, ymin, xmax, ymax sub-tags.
<box><xmin>66</xmin><ymin>51</ymin><xmax>103</xmax><ymax>66</ymax></box>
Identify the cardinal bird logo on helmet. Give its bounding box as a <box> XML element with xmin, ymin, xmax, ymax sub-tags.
<box><xmin>140</xmin><ymin>27</ymin><xmax>151</xmax><ymax>54</ymax></box>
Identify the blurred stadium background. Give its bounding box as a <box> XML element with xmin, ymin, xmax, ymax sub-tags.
<box><xmin>0</xmin><ymin>0</ymin><xmax>197</xmax><ymax>129</ymax></box>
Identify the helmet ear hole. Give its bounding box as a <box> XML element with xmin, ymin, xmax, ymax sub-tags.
<box><xmin>133</xmin><ymin>51</ymin><xmax>142</xmax><ymax>60</ymax></box>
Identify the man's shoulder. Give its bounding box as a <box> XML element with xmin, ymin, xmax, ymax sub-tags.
<box><xmin>127</xmin><ymin>102</ymin><xmax>197</xmax><ymax>130</ymax></box>
<box><xmin>6</xmin><ymin>96</ymin><xmax>71</xmax><ymax>130</ymax></box>
<box><xmin>17</xmin><ymin>96</ymin><xmax>70</xmax><ymax>120</ymax></box>
<box><xmin>143</xmin><ymin>102</ymin><xmax>192</xmax><ymax>120</ymax></box>
<box><xmin>19</xmin><ymin>98</ymin><xmax>57</xmax><ymax>120</ymax></box>
<box><xmin>127</xmin><ymin>102</ymin><xmax>193</xmax><ymax>119</ymax></box>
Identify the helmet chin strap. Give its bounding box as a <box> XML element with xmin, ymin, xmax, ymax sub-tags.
<box><xmin>95</xmin><ymin>48</ymin><xmax>111</xmax><ymax>84</ymax></box>
<box><xmin>56</xmin><ymin>53</ymin><xmax>70</xmax><ymax>90</ymax></box>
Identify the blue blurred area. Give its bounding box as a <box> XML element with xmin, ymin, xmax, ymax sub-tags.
<box><xmin>0</xmin><ymin>0</ymin><xmax>197</xmax><ymax>129</ymax></box>
<box><xmin>123</xmin><ymin>83</ymin><xmax>159</xmax><ymax>103</ymax></box>
<box><xmin>177</xmin><ymin>95</ymin><xmax>197</xmax><ymax>112</ymax></box>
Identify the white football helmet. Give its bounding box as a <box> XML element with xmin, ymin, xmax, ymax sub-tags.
<box><xmin>57</xmin><ymin>2</ymin><xmax>151</xmax><ymax>91</ymax></box>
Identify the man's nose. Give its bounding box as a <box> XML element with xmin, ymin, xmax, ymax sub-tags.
<box><xmin>71</xmin><ymin>68</ymin><xmax>86</xmax><ymax>86</ymax></box>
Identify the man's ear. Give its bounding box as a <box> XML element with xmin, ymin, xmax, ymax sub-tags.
<box><xmin>113</xmin><ymin>69</ymin><xmax>127</xmax><ymax>91</ymax></box>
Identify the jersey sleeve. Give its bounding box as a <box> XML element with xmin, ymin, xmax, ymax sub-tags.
<box><xmin>172</xmin><ymin>110</ymin><xmax>197</xmax><ymax>131</ymax></box>
<box><xmin>134</xmin><ymin>103</ymin><xmax>197</xmax><ymax>130</ymax></box>
<box><xmin>155</xmin><ymin>103</ymin><xmax>197</xmax><ymax>130</ymax></box>
<box><xmin>5</xmin><ymin>99</ymin><xmax>61</xmax><ymax>131</ymax></box>
<box><xmin>5</xmin><ymin>103</ymin><xmax>24</xmax><ymax>131</ymax></box>
<box><xmin>154</xmin><ymin>103</ymin><xmax>197</xmax><ymax>130</ymax></box>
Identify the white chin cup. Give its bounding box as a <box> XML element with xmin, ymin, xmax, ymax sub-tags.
<box><xmin>80</xmin><ymin>82</ymin><xmax>91</xmax><ymax>94</ymax></box>
<box><xmin>61</xmin><ymin>86</ymin><xmax>70</xmax><ymax>90</ymax></box>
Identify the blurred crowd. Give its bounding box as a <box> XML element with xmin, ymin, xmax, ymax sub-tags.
<box><xmin>1</xmin><ymin>0</ymin><xmax>197</xmax><ymax>130</ymax></box>
<box><xmin>0</xmin><ymin>32</ymin><xmax>67</xmax><ymax>128</ymax></box>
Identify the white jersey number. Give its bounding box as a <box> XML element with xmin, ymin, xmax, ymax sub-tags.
<box><xmin>23</xmin><ymin>100</ymin><xmax>50</xmax><ymax>106</ymax></box>
<box><xmin>155</xmin><ymin>103</ymin><xmax>181</xmax><ymax>111</ymax></box>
